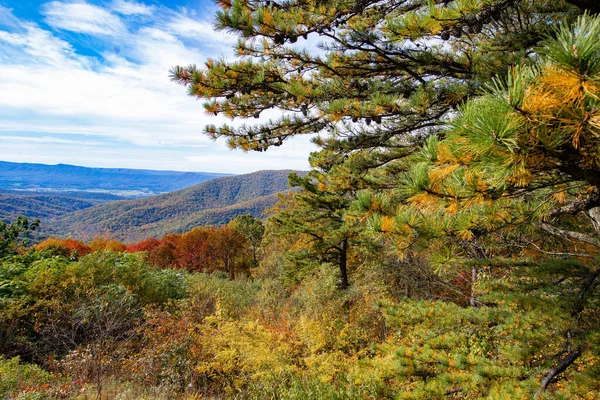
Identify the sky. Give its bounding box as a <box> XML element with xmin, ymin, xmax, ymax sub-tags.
<box><xmin>0</xmin><ymin>0</ymin><xmax>316</xmax><ymax>174</ymax></box>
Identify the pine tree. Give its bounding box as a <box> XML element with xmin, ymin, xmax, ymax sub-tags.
<box><xmin>372</xmin><ymin>14</ymin><xmax>600</xmax><ymax>394</ymax></box>
<box><xmin>271</xmin><ymin>171</ymin><xmax>358</xmax><ymax>289</ymax></box>
<box><xmin>170</xmin><ymin>0</ymin><xmax>594</xmax><ymax>170</ymax></box>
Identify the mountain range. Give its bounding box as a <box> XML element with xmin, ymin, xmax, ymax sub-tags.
<box><xmin>1</xmin><ymin>161</ymin><xmax>301</xmax><ymax>242</ymax></box>
<box><xmin>0</xmin><ymin>161</ymin><xmax>229</xmax><ymax>195</ymax></box>
<box><xmin>0</xmin><ymin>189</ymin><xmax>129</xmax><ymax>222</ymax></box>
<box><xmin>43</xmin><ymin>170</ymin><xmax>298</xmax><ymax>242</ymax></box>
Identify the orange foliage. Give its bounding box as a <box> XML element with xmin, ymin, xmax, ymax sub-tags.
<box><xmin>147</xmin><ymin>234</ymin><xmax>181</xmax><ymax>269</ymax></box>
<box><xmin>35</xmin><ymin>238</ymin><xmax>93</xmax><ymax>259</ymax></box>
<box><xmin>125</xmin><ymin>237</ymin><xmax>161</xmax><ymax>253</ymax></box>
<box><xmin>177</xmin><ymin>227</ymin><xmax>214</xmax><ymax>272</ymax></box>
<box><xmin>207</xmin><ymin>227</ymin><xmax>249</xmax><ymax>279</ymax></box>
<box><xmin>88</xmin><ymin>237</ymin><xmax>127</xmax><ymax>252</ymax></box>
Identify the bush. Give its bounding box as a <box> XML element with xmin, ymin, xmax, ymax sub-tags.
<box><xmin>0</xmin><ymin>356</ymin><xmax>53</xmax><ymax>399</ymax></box>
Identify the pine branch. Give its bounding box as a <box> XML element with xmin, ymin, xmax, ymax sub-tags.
<box><xmin>565</xmin><ymin>0</ymin><xmax>600</xmax><ymax>14</ymax></box>
<box><xmin>538</xmin><ymin>223</ymin><xmax>600</xmax><ymax>248</ymax></box>
<box><xmin>535</xmin><ymin>349</ymin><xmax>582</xmax><ymax>398</ymax></box>
<box><xmin>572</xmin><ymin>266</ymin><xmax>600</xmax><ymax>316</ymax></box>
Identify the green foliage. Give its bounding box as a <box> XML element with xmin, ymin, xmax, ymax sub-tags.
<box><xmin>230</xmin><ymin>214</ymin><xmax>265</xmax><ymax>266</ymax></box>
<box><xmin>0</xmin><ymin>216</ymin><xmax>39</xmax><ymax>259</ymax></box>
<box><xmin>0</xmin><ymin>251</ymin><xmax>190</xmax><ymax>364</ymax></box>
<box><xmin>0</xmin><ymin>356</ymin><xmax>54</xmax><ymax>399</ymax></box>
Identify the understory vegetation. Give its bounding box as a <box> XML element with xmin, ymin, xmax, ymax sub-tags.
<box><xmin>1</xmin><ymin>209</ymin><xmax>599</xmax><ymax>399</ymax></box>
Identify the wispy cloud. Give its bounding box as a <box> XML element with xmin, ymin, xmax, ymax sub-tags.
<box><xmin>0</xmin><ymin>5</ymin><xmax>20</xmax><ymax>28</ymax></box>
<box><xmin>0</xmin><ymin>135</ymin><xmax>103</xmax><ymax>146</ymax></box>
<box><xmin>112</xmin><ymin>0</ymin><xmax>154</xmax><ymax>16</ymax></box>
<box><xmin>0</xmin><ymin>1</ymin><xmax>315</xmax><ymax>173</ymax></box>
<box><xmin>166</xmin><ymin>15</ymin><xmax>238</xmax><ymax>46</ymax></box>
<box><xmin>0</xmin><ymin>24</ymin><xmax>82</xmax><ymax>67</ymax></box>
<box><xmin>42</xmin><ymin>1</ymin><xmax>127</xmax><ymax>36</ymax></box>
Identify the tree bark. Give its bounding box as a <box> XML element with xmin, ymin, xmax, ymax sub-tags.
<box><xmin>535</xmin><ymin>350</ymin><xmax>581</xmax><ymax>398</ymax></box>
<box><xmin>538</xmin><ymin>223</ymin><xmax>600</xmax><ymax>248</ymax></box>
<box><xmin>469</xmin><ymin>267</ymin><xmax>478</xmax><ymax>307</ymax></box>
<box><xmin>339</xmin><ymin>238</ymin><xmax>349</xmax><ymax>290</ymax></box>
<box><xmin>572</xmin><ymin>266</ymin><xmax>600</xmax><ymax>316</ymax></box>
<box><xmin>227</xmin><ymin>257</ymin><xmax>235</xmax><ymax>280</ymax></box>
<box><xmin>587</xmin><ymin>207</ymin><xmax>600</xmax><ymax>235</ymax></box>
<box><xmin>565</xmin><ymin>0</ymin><xmax>600</xmax><ymax>14</ymax></box>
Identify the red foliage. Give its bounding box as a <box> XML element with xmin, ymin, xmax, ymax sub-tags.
<box><xmin>147</xmin><ymin>234</ymin><xmax>181</xmax><ymax>269</ymax></box>
<box><xmin>177</xmin><ymin>227</ymin><xmax>215</xmax><ymax>272</ymax></box>
<box><xmin>125</xmin><ymin>237</ymin><xmax>161</xmax><ymax>253</ymax></box>
<box><xmin>35</xmin><ymin>238</ymin><xmax>93</xmax><ymax>259</ymax></box>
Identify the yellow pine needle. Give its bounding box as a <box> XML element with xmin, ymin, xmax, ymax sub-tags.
<box><xmin>429</xmin><ymin>164</ymin><xmax>460</xmax><ymax>191</ymax></box>
<box><xmin>521</xmin><ymin>85</ymin><xmax>560</xmax><ymax>116</ymax></box>
<box><xmin>457</xmin><ymin>229</ymin><xmax>474</xmax><ymax>241</ymax></box>
<box><xmin>540</xmin><ymin>67</ymin><xmax>587</xmax><ymax>106</ymax></box>
<box><xmin>407</xmin><ymin>192</ymin><xmax>437</xmax><ymax>210</ymax></box>
<box><xmin>446</xmin><ymin>201</ymin><xmax>460</xmax><ymax>215</ymax></box>
<box><xmin>552</xmin><ymin>190</ymin><xmax>567</xmax><ymax>204</ymax></box>
<box><xmin>380</xmin><ymin>216</ymin><xmax>395</xmax><ymax>233</ymax></box>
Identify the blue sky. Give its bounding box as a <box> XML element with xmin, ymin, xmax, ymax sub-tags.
<box><xmin>0</xmin><ymin>0</ymin><xmax>315</xmax><ymax>173</ymax></box>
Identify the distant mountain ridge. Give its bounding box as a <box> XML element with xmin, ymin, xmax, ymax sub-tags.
<box><xmin>0</xmin><ymin>161</ymin><xmax>230</xmax><ymax>195</ymax></box>
<box><xmin>45</xmin><ymin>170</ymin><xmax>301</xmax><ymax>242</ymax></box>
<box><xmin>0</xmin><ymin>189</ymin><xmax>130</xmax><ymax>222</ymax></box>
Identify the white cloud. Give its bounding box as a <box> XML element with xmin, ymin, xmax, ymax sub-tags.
<box><xmin>167</xmin><ymin>16</ymin><xmax>237</xmax><ymax>46</ymax></box>
<box><xmin>42</xmin><ymin>1</ymin><xmax>126</xmax><ymax>36</ymax></box>
<box><xmin>112</xmin><ymin>0</ymin><xmax>154</xmax><ymax>16</ymax></box>
<box><xmin>0</xmin><ymin>135</ymin><xmax>102</xmax><ymax>146</ymax></box>
<box><xmin>0</xmin><ymin>2</ymin><xmax>314</xmax><ymax>173</ymax></box>
<box><xmin>0</xmin><ymin>24</ymin><xmax>83</xmax><ymax>67</ymax></box>
<box><xmin>0</xmin><ymin>6</ymin><xmax>20</xmax><ymax>29</ymax></box>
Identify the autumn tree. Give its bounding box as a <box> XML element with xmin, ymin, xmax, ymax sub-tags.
<box><xmin>125</xmin><ymin>237</ymin><xmax>160</xmax><ymax>254</ymax></box>
<box><xmin>146</xmin><ymin>234</ymin><xmax>181</xmax><ymax>269</ymax></box>
<box><xmin>88</xmin><ymin>237</ymin><xmax>127</xmax><ymax>253</ymax></box>
<box><xmin>208</xmin><ymin>227</ymin><xmax>249</xmax><ymax>279</ymax></box>
<box><xmin>229</xmin><ymin>214</ymin><xmax>265</xmax><ymax>266</ymax></box>
<box><xmin>176</xmin><ymin>227</ymin><xmax>215</xmax><ymax>271</ymax></box>
<box><xmin>35</xmin><ymin>238</ymin><xmax>93</xmax><ymax>260</ymax></box>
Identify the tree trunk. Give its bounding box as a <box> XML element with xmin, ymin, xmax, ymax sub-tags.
<box><xmin>572</xmin><ymin>266</ymin><xmax>600</xmax><ymax>316</ymax></box>
<box><xmin>565</xmin><ymin>0</ymin><xmax>600</xmax><ymax>14</ymax></box>
<box><xmin>588</xmin><ymin>207</ymin><xmax>600</xmax><ymax>235</ymax></box>
<box><xmin>535</xmin><ymin>350</ymin><xmax>581</xmax><ymax>398</ymax></box>
<box><xmin>227</xmin><ymin>257</ymin><xmax>235</xmax><ymax>280</ymax></box>
<box><xmin>339</xmin><ymin>239</ymin><xmax>349</xmax><ymax>290</ymax></box>
<box><xmin>469</xmin><ymin>267</ymin><xmax>478</xmax><ymax>307</ymax></box>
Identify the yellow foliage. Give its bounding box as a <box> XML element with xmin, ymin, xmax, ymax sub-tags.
<box><xmin>429</xmin><ymin>164</ymin><xmax>460</xmax><ymax>191</ymax></box>
<box><xmin>541</xmin><ymin>66</ymin><xmax>596</xmax><ymax>105</ymax></box>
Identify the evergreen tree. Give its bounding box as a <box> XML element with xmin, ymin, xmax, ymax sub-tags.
<box><xmin>169</xmin><ymin>1</ymin><xmax>600</xmax><ymax>393</ymax></box>
<box><xmin>170</xmin><ymin>0</ymin><xmax>594</xmax><ymax>173</ymax></box>
<box><xmin>272</xmin><ymin>171</ymin><xmax>358</xmax><ymax>289</ymax></box>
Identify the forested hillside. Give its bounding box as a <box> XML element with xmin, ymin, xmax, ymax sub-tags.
<box><xmin>2</xmin><ymin>1</ymin><xmax>600</xmax><ymax>399</ymax></box>
<box><xmin>46</xmin><ymin>170</ymin><xmax>299</xmax><ymax>241</ymax></box>
<box><xmin>0</xmin><ymin>161</ymin><xmax>229</xmax><ymax>195</ymax></box>
<box><xmin>0</xmin><ymin>190</ymin><xmax>132</xmax><ymax>222</ymax></box>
